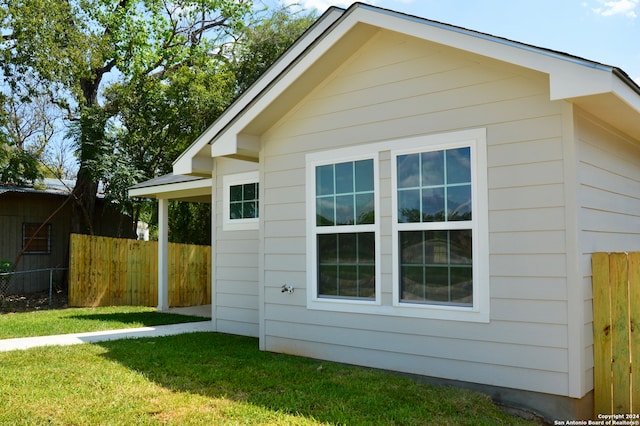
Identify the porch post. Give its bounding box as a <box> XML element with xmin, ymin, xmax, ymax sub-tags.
<box><xmin>157</xmin><ymin>197</ymin><xmax>169</xmax><ymax>311</ymax></box>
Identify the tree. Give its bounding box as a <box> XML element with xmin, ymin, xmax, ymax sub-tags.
<box><xmin>0</xmin><ymin>87</ymin><xmax>50</xmax><ymax>185</ymax></box>
<box><xmin>232</xmin><ymin>4</ymin><xmax>317</xmax><ymax>94</ymax></box>
<box><xmin>1</xmin><ymin>0</ymin><xmax>253</xmax><ymax>234</ymax></box>
<box><xmin>102</xmin><ymin>3</ymin><xmax>317</xmax><ymax>243</ymax></box>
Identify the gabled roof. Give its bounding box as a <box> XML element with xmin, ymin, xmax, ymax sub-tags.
<box><xmin>173</xmin><ymin>2</ymin><xmax>640</xmax><ymax>177</ymax></box>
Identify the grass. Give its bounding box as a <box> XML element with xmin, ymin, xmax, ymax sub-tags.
<box><xmin>0</xmin><ymin>306</ymin><xmax>208</xmax><ymax>339</ymax></box>
<box><xmin>0</xmin><ymin>332</ymin><xmax>536</xmax><ymax>425</ymax></box>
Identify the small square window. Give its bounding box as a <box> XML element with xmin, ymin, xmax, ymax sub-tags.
<box><xmin>229</xmin><ymin>182</ymin><xmax>259</xmax><ymax>220</ymax></box>
<box><xmin>223</xmin><ymin>172</ymin><xmax>259</xmax><ymax>231</ymax></box>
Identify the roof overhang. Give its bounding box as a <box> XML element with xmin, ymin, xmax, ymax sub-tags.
<box><xmin>128</xmin><ymin>174</ymin><xmax>211</xmax><ymax>202</ymax></box>
<box><xmin>172</xmin><ymin>6</ymin><xmax>346</xmax><ymax>176</ymax></box>
<box><xmin>173</xmin><ymin>2</ymin><xmax>640</xmax><ymax>172</ymax></box>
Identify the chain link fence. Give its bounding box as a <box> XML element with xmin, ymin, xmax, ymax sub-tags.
<box><xmin>0</xmin><ymin>268</ymin><xmax>67</xmax><ymax>304</ymax></box>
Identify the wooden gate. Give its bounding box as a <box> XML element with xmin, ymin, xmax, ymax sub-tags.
<box><xmin>592</xmin><ymin>252</ymin><xmax>640</xmax><ymax>416</ymax></box>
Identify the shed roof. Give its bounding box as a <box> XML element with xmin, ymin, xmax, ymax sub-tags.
<box><xmin>0</xmin><ymin>178</ymin><xmax>75</xmax><ymax>197</ymax></box>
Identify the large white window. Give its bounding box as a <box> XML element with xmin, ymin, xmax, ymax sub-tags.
<box><xmin>223</xmin><ymin>171</ymin><xmax>259</xmax><ymax>231</ymax></box>
<box><xmin>391</xmin><ymin>129</ymin><xmax>489</xmax><ymax>322</ymax></box>
<box><xmin>306</xmin><ymin>147</ymin><xmax>380</xmax><ymax>309</ymax></box>
<box><xmin>306</xmin><ymin>129</ymin><xmax>488</xmax><ymax>322</ymax></box>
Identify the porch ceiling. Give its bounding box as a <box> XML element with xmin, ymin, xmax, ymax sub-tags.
<box><xmin>128</xmin><ymin>174</ymin><xmax>212</xmax><ymax>203</ymax></box>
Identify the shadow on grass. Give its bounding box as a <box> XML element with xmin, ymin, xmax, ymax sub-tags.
<box><xmin>67</xmin><ymin>311</ymin><xmax>209</xmax><ymax>327</ymax></box>
<box><xmin>95</xmin><ymin>332</ymin><xmax>533</xmax><ymax>425</ymax></box>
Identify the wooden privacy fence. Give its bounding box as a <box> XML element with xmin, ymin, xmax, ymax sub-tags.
<box><xmin>592</xmin><ymin>252</ymin><xmax>639</xmax><ymax>416</ymax></box>
<box><xmin>69</xmin><ymin>234</ymin><xmax>211</xmax><ymax>307</ymax></box>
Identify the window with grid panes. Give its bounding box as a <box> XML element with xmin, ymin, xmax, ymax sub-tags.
<box><xmin>395</xmin><ymin>147</ymin><xmax>473</xmax><ymax>306</ymax></box>
<box><xmin>315</xmin><ymin>158</ymin><xmax>376</xmax><ymax>300</ymax></box>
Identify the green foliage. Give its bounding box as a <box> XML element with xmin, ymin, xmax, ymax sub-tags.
<box><xmin>0</xmin><ymin>0</ymin><xmax>255</xmax><ymax>234</ymax></box>
<box><xmin>0</xmin><ymin>259</ymin><xmax>12</xmax><ymax>273</ymax></box>
<box><xmin>168</xmin><ymin>201</ymin><xmax>212</xmax><ymax>245</ymax></box>
<box><xmin>1</xmin><ymin>0</ymin><xmax>320</xmax><ymax>241</ymax></box>
<box><xmin>233</xmin><ymin>5</ymin><xmax>318</xmax><ymax>93</ymax></box>
<box><xmin>0</xmin><ymin>141</ymin><xmax>42</xmax><ymax>185</ymax></box>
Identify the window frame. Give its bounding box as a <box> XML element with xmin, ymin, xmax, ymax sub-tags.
<box><xmin>223</xmin><ymin>171</ymin><xmax>259</xmax><ymax>231</ymax></box>
<box><xmin>306</xmin><ymin>146</ymin><xmax>381</xmax><ymax>310</ymax></box>
<box><xmin>22</xmin><ymin>223</ymin><xmax>52</xmax><ymax>255</ymax></box>
<box><xmin>391</xmin><ymin>129</ymin><xmax>489</xmax><ymax>322</ymax></box>
<box><xmin>304</xmin><ymin>129</ymin><xmax>488</xmax><ymax>322</ymax></box>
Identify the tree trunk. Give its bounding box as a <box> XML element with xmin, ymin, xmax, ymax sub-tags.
<box><xmin>70</xmin><ymin>163</ymin><xmax>97</xmax><ymax>235</ymax></box>
<box><xmin>71</xmin><ymin>78</ymin><xmax>103</xmax><ymax>235</ymax></box>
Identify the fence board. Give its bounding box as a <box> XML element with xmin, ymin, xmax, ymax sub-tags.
<box><xmin>631</xmin><ymin>253</ymin><xmax>640</xmax><ymax>414</ymax></box>
<box><xmin>69</xmin><ymin>234</ymin><xmax>210</xmax><ymax>307</ymax></box>
<box><xmin>592</xmin><ymin>252</ymin><xmax>638</xmax><ymax>417</ymax></box>
<box><xmin>611</xmin><ymin>253</ymin><xmax>630</xmax><ymax>414</ymax></box>
<box><xmin>592</xmin><ymin>252</ymin><xmax>612</xmax><ymax>416</ymax></box>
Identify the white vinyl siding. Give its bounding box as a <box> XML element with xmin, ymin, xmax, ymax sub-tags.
<box><xmin>575</xmin><ymin>110</ymin><xmax>640</xmax><ymax>395</ymax></box>
<box><xmin>214</xmin><ymin>159</ymin><xmax>260</xmax><ymax>337</ymax></box>
<box><xmin>259</xmin><ymin>29</ymin><xmax>571</xmax><ymax>396</ymax></box>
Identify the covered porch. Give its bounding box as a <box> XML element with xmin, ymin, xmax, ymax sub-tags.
<box><xmin>129</xmin><ymin>174</ymin><xmax>212</xmax><ymax>312</ymax></box>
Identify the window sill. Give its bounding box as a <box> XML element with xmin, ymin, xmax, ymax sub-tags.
<box><xmin>307</xmin><ymin>298</ymin><xmax>489</xmax><ymax>323</ymax></box>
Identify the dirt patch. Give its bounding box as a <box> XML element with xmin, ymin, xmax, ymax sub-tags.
<box><xmin>0</xmin><ymin>290</ymin><xmax>68</xmax><ymax>313</ymax></box>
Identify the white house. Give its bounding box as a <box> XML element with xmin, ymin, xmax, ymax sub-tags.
<box><xmin>129</xmin><ymin>3</ymin><xmax>640</xmax><ymax>420</ymax></box>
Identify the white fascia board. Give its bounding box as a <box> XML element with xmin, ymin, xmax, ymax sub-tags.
<box><xmin>212</xmin><ymin>12</ymin><xmax>366</xmax><ymax>156</ymax></box>
<box><xmin>128</xmin><ymin>178</ymin><xmax>212</xmax><ymax>200</ymax></box>
<box><xmin>549</xmin><ymin>66</ymin><xmax>614</xmax><ymax>100</ymax></box>
<box><xmin>358</xmin><ymin>6</ymin><xmax>629</xmax><ymax>103</ymax></box>
<box><xmin>611</xmin><ymin>72</ymin><xmax>640</xmax><ymax>114</ymax></box>
<box><xmin>173</xmin><ymin>8</ymin><xmax>344</xmax><ymax>168</ymax></box>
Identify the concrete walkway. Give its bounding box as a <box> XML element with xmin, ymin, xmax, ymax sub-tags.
<box><xmin>0</xmin><ymin>320</ymin><xmax>214</xmax><ymax>352</ymax></box>
<box><xmin>0</xmin><ymin>304</ymin><xmax>214</xmax><ymax>352</ymax></box>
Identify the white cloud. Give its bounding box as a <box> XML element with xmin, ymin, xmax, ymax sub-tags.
<box><xmin>271</xmin><ymin>0</ymin><xmax>416</xmax><ymax>13</ymax></box>
<box><xmin>592</xmin><ymin>0</ymin><xmax>639</xmax><ymax>18</ymax></box>
<box><xmin>294</xmin><ymin>0</ymin><xmax>364</xmax><ymax>12</ymax></box>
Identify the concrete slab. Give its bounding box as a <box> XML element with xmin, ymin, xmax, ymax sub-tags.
<box><xmin>167</xmin><ymin>305</ymin><xmax>211</xmax><ymax>318</ymax></box>
<box><xmin>0</xmin><ymin>320</ymin><xmax>214</xmax><ymax>352</ymax></box>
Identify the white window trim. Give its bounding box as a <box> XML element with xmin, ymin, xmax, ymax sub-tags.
<box><xmin>305</xmin><ymin>129</ymin><xmax>489</xmax><ymax>322</ymax></box>
<box><xmin>391</xmin><ymin>129</ymin><xmax>489</xmax><ymax>322</ymax></box>
<box><xmin>306</xmin><ymin>146</ymin><xmax>382</xmax><ymax>311</ymax></box>
<box><xmin>223</xmin><ymin>171</ymin><xmax>259</xmax><ymax>231</ymax></box>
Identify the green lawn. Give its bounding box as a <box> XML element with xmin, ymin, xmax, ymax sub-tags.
<box><xmin>0</xmin><ymin>332</ymin><xmax>536</xmax><ymax>425</ymax></box>
<box><xmin>0</xmin><ymin>306</ymin><xmax>208</xmax><ymax>339</ymax></box>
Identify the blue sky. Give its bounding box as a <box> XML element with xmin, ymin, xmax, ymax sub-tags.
<box><xmin>263</xmin><ymin>0</ymin><xmax>640</xmax><ymax>83</ymax></box>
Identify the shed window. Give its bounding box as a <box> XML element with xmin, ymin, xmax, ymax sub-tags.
<box><xmin>23</xmin><ymin>223</ymin><xmax>52</xmax><ymax>254</ymax></box>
